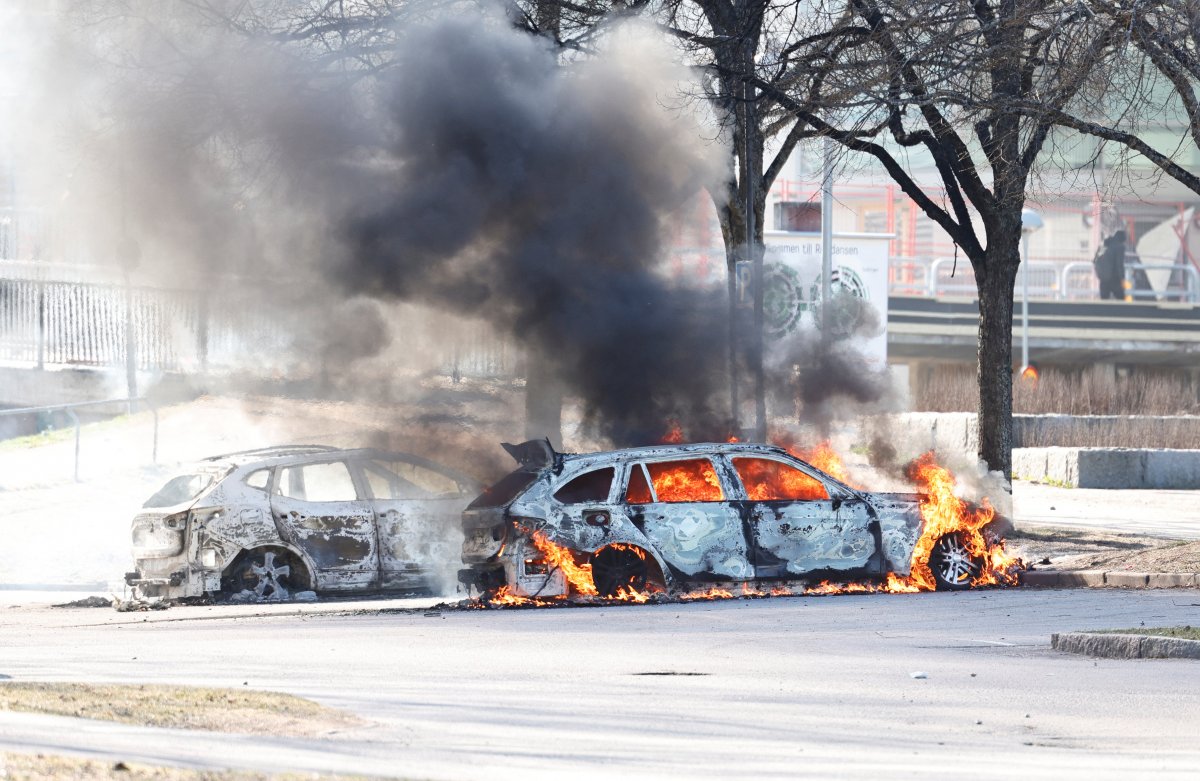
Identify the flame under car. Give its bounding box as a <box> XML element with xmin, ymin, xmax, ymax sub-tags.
<box><xmin>126</xmin><ymin>445</ymin><xmax>480</xmax><ymax>601</ymax></box>
<box><xmin>458</xmin><ymin>440</ymin><xmax>1004</xmax><ymax>599</ymax></box>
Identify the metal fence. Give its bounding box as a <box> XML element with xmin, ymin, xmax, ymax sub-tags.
<box><xmin>0</xmin><ymin>274</ymin><xmax>521</xmax><ymax>378</ymax></box>
<box><xmin>889</xmin><ymin>255</ymin><xmax>1200</xmax><ymax>302</ymax></box>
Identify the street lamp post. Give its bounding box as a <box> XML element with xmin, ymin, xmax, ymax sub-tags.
<box><xmin>1020</xmin><ymin>208</ymin><xmax>1044</xmax><ymax>372</ymax></box>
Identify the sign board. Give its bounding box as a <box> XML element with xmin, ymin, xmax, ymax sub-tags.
<box><xmin>761</xmin><ymin>231</ymin><xmax>891</xmax><ymax>367</ymax></box>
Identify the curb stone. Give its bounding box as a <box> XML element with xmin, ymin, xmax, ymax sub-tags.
<box><xmin>1051</xmin><ymin>632</ymin><xmax>1200</xmax><ymax>659</ymax></box>
<box><xmin>1018</xmin><ymin>570</ymin><xmax>1199</xmax><ymax>589</ymax></box>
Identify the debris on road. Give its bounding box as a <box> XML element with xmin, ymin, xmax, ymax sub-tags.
<box><xmin>52</xmin><ymin>595</ymin><xmax>112</xmax><ymax>609</ymax></box>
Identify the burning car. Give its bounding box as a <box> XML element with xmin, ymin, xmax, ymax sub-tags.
<box><xmin>458</xmin><ymin>440</ymin><xmax>1011</xmax><ymax>600</ymax></box>
<box><xmin>126</xmin><ymin>445</ymin><xmax>480</xmax><ymax>601</ymax></box>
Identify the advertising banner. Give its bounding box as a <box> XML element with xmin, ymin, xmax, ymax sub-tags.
<box><xmin>761</xmin><ymin>231</ymin><xmax>890</xmax><ymax>367</ymax></box>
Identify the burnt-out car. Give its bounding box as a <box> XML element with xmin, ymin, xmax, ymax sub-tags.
<box><xmin>126</xmin><ymin>445</ymin><xmax>480</xmax><ymax>601</ymax></box>
<box><xmin>458</xmin><ymin>440</ymin><xmax>1001</xmax><ymax>598</ymax></box>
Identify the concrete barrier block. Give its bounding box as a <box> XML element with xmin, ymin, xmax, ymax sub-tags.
<box><xmin>1045</xmin><ymin>447</ymin><xmax>1073</xmax><ymax>486</ymax></box>
<box><xmin>1105</xmin><ymin>571</ymin><xmax>1150</xmax><ymax>588</ymax></box>
<box><xmin>1143</xmin><ymin>450</ymin><xmax>1200</xmax><ymax>490</ymax></box>
<box><xmin>1147</xmin><ymin>573</ymin><xmax>1198</xmax><ymax>588</ymax></box>
<box><xmin>1012</xmin><ymin>448</ymin><xmax>1048</xmax><ymax>482</ymax></box>
<box><xmin>1075</xmin><ymin>449</ymin><xmax>1146</xmax><ymax>489</ymax></box>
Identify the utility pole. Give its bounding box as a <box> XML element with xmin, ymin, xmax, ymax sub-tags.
<box><xmin>746</xmin><ymin>30</ymin><xmax>766</xmax><ymax>443</ymax></box>
<box><xmin>821</xmin><ymin>137</ymin><xmax>833</xmax><ymax>339</ymax></box>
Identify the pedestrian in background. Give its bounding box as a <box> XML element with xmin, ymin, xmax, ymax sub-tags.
<box><xmin>1093</xmin><ymin>229</ymin><xmax>1127</xmax><ymax>300</ymax></box>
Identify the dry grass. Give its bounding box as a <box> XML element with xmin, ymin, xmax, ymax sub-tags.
<box><xmin>0</xmin><ymin>683</ymin><xmax>364</xmax><ymax>738</ymax></box>
<box><xmin>1096</xmin><ymin>627</ymin><xmax>1200</xmax><ymax>641</ymax></box>
<box><xmin>0</xmin><ymin>753</ymin><xmax>388</xmax><ymax>781</ymax></box>
<box><xmin>916</xmin><ymin>365</ymin><xmax>1200</xmax><ymax>415</ymax></box>
<box><xmin>915</xmin><ymin>366</ymin><xmax>1200</xmax><ymax>448</ymax></box>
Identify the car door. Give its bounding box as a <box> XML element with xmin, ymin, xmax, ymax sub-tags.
<box><xmin>270</xmin><ymin>459</ymin><xmax>379</xmax><ymax>591</ymax></box>
<box><xmin>355</xmin><ymin>456</ymin><xmax>471</xmax><ymax>590</ymax></box>
<box><xmin>729</xmin><ymin>455</ymin><xmax>877</xmax><ymax>579</ymax></box>
<box><xmin>623</xmin><ymin>456</ymin><xmax>753</xmax><ymax>583</ymax></box>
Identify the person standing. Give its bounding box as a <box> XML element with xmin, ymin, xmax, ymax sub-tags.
<box><xmin>1093</xmin><ymin>229</ymin><xmax>1127</xmax><ymax>300</ymax></box>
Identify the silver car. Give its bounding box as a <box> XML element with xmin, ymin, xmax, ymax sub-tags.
<box><xmin>459</xmin><ymin>440</ymin><xmax>999</xmax><ymax>598</ymax></box>
<box><xmin>126</xmin><ymin>445</ymin><xmax>480</xmax><ymax>601</ymax></box>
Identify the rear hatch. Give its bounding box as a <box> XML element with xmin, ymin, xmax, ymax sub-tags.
<box><xmin>132</xmin><ymin>468</ymin><xmax>227</xmax><ymax>558</ymax></box>
<box><xmin>461</xmin><ymin>467</ymin><xmax>542</xmax><ymax>562</ymax></box>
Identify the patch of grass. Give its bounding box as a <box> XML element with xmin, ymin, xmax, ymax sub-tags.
<box><xmin>1094</xmin><ymin>626</ymin><xmax>1200</xmax><ymax>641</ymax></box>
<box><xmin>0</xmin><ymin>413</ymin><xmax>135</xmax><ymax>452</ymax></box>
<box><xmin>0</xmin><ymin>683</ymin><xmax>364</xmax><ymax>738</ymax></box>
<box><xmin>0</xmin><ymin>752</ymin><xmax>387</xmax><ymax>781</ymax></box>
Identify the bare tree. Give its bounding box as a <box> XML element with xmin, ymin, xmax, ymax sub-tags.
<box><xmin>1007</xmin><ymin>0</ymin><xmax>1200</xmax><ymax>196</ymax></box>
<box><xmin>743</xmin><ymin>0</ymin><xmax>1122</xmax><ymax>478</ymax></box>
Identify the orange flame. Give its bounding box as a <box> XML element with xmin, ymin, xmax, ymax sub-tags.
<box><xmin>661</xmin><ymin>421</ymin><xmax>685</xmax><ymax>444</ymax></box>
<box><xmin>529</xmin><ymin>530</ymin><xmax>598</xmax><ymax>596</ymax></box>
<box><xmin>890</xmin><ymin>452</ymin><xmax>1022</xmax><ymax>590</ymax></box>
<box><xmin>790</xmin><ymin>441</ymin><xmax>854</xmax><ymax>486</ymax></box>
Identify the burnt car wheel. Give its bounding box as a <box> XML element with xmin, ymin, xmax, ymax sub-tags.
<box><xmin>930</xmin><ymin>533</ymin><xmax>982</xmax><ymax>591</ymax></box>
<box><xmin>592</xmin><ymin>545</ymin><xmax>663</xmax><ymax>597</ymax></box>
<box><xmin>221</xmin><ymin>549</ymin><xmax>306</xmax><ymax>601</ymax></box>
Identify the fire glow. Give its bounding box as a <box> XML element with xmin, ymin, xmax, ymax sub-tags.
<box><xmin>482</xmin><ymin>444</ymin><xmax>1023</xmax><ymax>607</ymax></box>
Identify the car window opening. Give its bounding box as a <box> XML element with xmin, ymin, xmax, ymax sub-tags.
<box><xmin>625</xmin><ymin>464</ymin><xmax>654</xmax><ymax>504</ymax></box>
<box><xmin>143</xmin><ymin>473</ymin><xmax>216</xmax><ymax>508</ymax></box>
<box><xmin>363</xmin><ymin>462</ymin><xmax>426</xmax><ymax>500</ymax></box>
<box><xmin>279</xmin><ymin>462</ymin><xmax>358</xmax><ymax>502</ymax></box>
<box><xmin>645</xmin><ymin>459</ymin><xmax>724</xmax><ymax>503</ymax></box>
<box><xmin>244</xmin><ymin>469</ymin><xmax>270</xmax><ymax>492</ymax></box>
<box><xmin>733</xmin><ymin>457</ymin><xmax>829</xmax><ymax>501</ymax></box>
<box><xmin>468</xmin><ymin>469</ymin><xmax>539</xmax><ymax>509</ymax></box>
<box><xmin>554</xmin><ymin>467</ymin><xmax>615</xmax><ymax>504</ymax></box>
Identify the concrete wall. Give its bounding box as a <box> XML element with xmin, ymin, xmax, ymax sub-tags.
<box><xmin>1012</xmin><ymin>447</ymin><xmax>1200</xmax><ymax>489</ymax></box>
<box><xmin>0</xmin><ymin>366</ymin><xmax>125</xmax><ymax>409</ymax></box>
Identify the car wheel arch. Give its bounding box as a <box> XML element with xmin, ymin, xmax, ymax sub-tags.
<box><xmin>590</xmin><ymin>540</ymin><xmax>673</xmax><ymax>593</ymax></box>
<box><xmin>219</xmin><ymin>543</ymin><xmax>316</xmax><ymax>594</ymax></box>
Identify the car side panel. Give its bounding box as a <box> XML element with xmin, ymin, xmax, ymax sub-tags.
<box><xmin>270</xmin><ymin>494</ymin><xmax>379</xmax><ymax>590</ymax></box>
<box><xmin>374</xmin><ymin>497</ymin><xmax>467</xmax><ymax>589</ymax></box>
<box><xmin>628</xmin><ymin>502</ymin><xmax>753</xmax><ymax>582</ymax></box>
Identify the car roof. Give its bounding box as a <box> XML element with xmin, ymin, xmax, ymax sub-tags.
<box><xmin>552</xmin><ymin>441</ymin><xmax>860</xmax><ymax>496</ymax></box>
<box><xmin>197</xmin><ymin>445</ymin><xmax>481</xmax><ymax>487</ymax></box>
<box><xmin>559</xmin><ymin>441</ymin><xmax>792</xmax><ymax>467</ymax></box>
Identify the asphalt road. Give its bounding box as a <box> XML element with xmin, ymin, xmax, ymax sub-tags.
<box><xmin>2</xmin><ymin>588</ymin><xmax>1199</xmax><ymax>780</ymax></box>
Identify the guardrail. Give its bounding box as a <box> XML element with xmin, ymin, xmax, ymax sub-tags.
<box><xmin>892</xmin><ymin>255</ymin><xmax>1200</xmax><ymax>303</ymax></box>
<box><xmin>0</xmin><ymin>398</ymin><xmax>156</xmax><ymax>482</ymax></box>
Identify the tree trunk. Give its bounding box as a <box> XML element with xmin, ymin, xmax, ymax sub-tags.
<box><xmin>974</xmin><ymin>240</ymin><xmax>1021</xmax><ymax>479</ymax></box>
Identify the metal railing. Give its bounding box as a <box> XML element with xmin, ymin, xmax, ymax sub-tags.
<box><xmin>0</xmin><ymin>398</ymin><xmax>157</xmax><ymax>482</ymax></box>
<box><xmin>891</xmin><ymin>255</ymin><xmax>1200</xmax><ymax>303</ymax></box>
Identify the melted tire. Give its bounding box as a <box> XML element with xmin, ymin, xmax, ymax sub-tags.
<box><xmin>591</xmin><ymin>546</ymin><xmax>660</xmax><ymax>597</ymax></box>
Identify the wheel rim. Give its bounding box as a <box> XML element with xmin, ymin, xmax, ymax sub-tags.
<box><xmin>241</xmin><ymin>551</ymin><xmax>292</xmax><ymax>600</ymax></box>
<box><xmin>934</xmin><ymin>534</ymin><xmax>979</xmax><ymax>585</ymax></box>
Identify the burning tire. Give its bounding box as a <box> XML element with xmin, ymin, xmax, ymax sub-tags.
<box><xmin>591</xmin><ymin>545</ymin><xmax>663</xmax><ymax>598</ymax></box>
<box><xmin>929</xmin><ymin>533</ymin><xmax>982</xmax><ymax>591</ymax></box>
<box><xmin>220</xmin><ymin>548</ymin><xmax>308</xmax><ymax>601</ymax></box>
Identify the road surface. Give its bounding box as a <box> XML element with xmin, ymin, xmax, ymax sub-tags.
<box><xmin>1</xmin><ymin>588</ymin><xmax>1199</xmax><ymax>779</ymax></box>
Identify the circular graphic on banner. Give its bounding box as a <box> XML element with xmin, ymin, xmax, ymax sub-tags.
<box><xmin>763</xmin><ymin>262</ymin><xmax>806</xmax><ymax>338</ymax></box>
<box><xmin>810</xmin><ymin>266</ymin><xmax>870</xmax><ymax>337</ymax></box>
